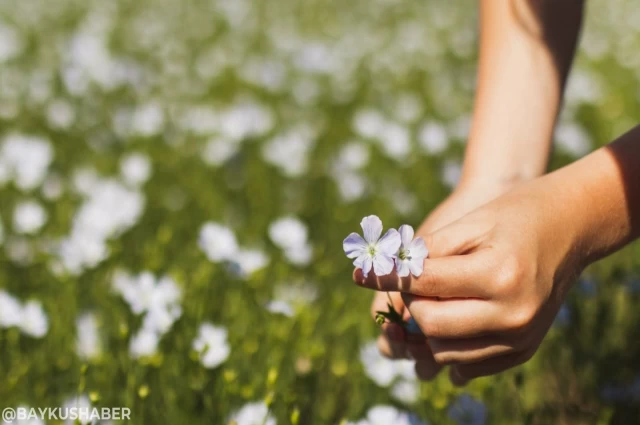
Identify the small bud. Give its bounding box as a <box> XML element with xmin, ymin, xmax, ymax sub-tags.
<box><xmin>375</xmin><ymin>313</ymin><xmax>386</xmax><ymax>326</ymax></box>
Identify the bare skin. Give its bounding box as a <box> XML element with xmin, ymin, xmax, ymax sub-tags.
<box><xmin>361</xmin><ymin>0</ymin><xmax>640</xmax><ymax>385</ymax></box>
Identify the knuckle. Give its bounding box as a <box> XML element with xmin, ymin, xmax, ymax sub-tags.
<box><xmin>505</xmin><ymin>304</ymin><xmax>537</xmax><ymax>332</ymax></box>
<box><xmin>493</xmin><ymin>255</ymin><xmax>524</xmax><ymax>296</ymax></box>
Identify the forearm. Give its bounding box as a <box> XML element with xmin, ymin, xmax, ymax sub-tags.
<box><xmin>551</xmin><ymin>125</ymin><xmax>640</xmax><ymax>266</ymax></box>
<box><xmin>461</xmin><ymin>0</ymin><xmax>585</xmax><ymax>190</ymax></box>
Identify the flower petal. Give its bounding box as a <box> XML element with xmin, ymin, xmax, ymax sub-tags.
<box><xmin>408</xmin><ymin>257</ymin><xmax>424</xmax><ymax>277</ymax></box>
<box><xmin>373</xmin><ymin>254</ymin><xmax>395</xmax><ymax>276</ymax></box>
<box><xmin>361</xmin><ymin>256</ymin><xmax>373</xmax><ymax>277</ymax></box>
<box><xmin>398</xmin><ymin>224</ymin><xmax>414</xmax><ymax>249</ymax></box>
<box><xmin>343</xmin><ymin>232</ymin><xmax>368</xmax><ymax>259</ymax></box>
<box><xmin>396</xmin><ymin>259</ymin><xmax>410</xmax><ymax>277</ymax></box>
<box><xmin>353</xmin><ymin>253</ymin><xmax>368</xmax><ymax>269</ymax></box>
<box><xmin>360</xmin><ymin>215</ymin><xmax>383</xmax><ymax>244</ymax></box>
<box><xmin>409</xmin><ymin>237</ymin><xmax>428</xmax><ymax>259</ymax></box>
<box><xmin>377</xmin><ymin>228</ymin><xmax>401</xmax><ymax>256</ymax></box>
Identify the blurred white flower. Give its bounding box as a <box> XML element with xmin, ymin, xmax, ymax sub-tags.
<box><xmin>5</xmin><ymin>237</ymin><xmax>34</xmax><ymax>265</ymax></box>
<box><xmin>0</xmin><ymin>22</ymin><xmax>23</xmax><ymax>63</ymax></box>
<box><xmin>283</xmin><ymin>244</ymin><xmax>313</xmax><ymax>266</ymax></box>
<box><xmin>262</xmin><ymin>126</ymin><xmax>316</xmax><ymax>177</ymax></box>
<box><xmin>268</xmin><ymin>216</ymin><xmax>313</xmax><ymax>266</ymax></box>
<box><xmin>193</xmin><ymin>323</ymin><xmax>230</xmax><ymax>369</ymax></box>
<box><xmin>391</xmin><ymin>380</ymin><xmax>420</xmax><ymax>404</ymax></box>
<box><xmin>58</xmin><ymin>179</ymin><xmax>145</xmax><ymax>274</ymax></box>
<box><xmin>229</xmin><ymin>401</ymin><xmax>276</xmax><ymax>425</ymax></box>
<box><xmin>1</xmin><ymin>134</ymin><xmax>53</xmax><ymax>191</ymax></box>
<box><xmin>353</xmin><ymin>109</ymin><xmax>386</xmax><ymax>139</ymax></box>
<box><xmin>202</xmin><ymin>137</ymin><xmax>240</xmax><ymax>167</ymax></box>
<box><xmin>336</xmin><ymin>142</ymin><xmax>370</xmax><ymax>171</ymax></box>
<box><xmin>13</xmin><ymin>200</ymin><xmax>47</xmax><ymax>235</ymax></box>
<box><xmin>42</xmin><ymin>174</ymin><xmax>64</xmax><ymax>200</ymax></box>
<box><xmin>232</xmin><ymin>248</ymin><xmax>269</xmax><ymax>276</ymax></box>
<box><xmin>265</xmin><ymin>300</ymin><xmax>295</xmax><ymax>317</ymax></box>
<box><xmin>129</xmin><ymin>328</ymin><xmax>160</xmax><ymax>359</ymax></box>
<box><xmin>113</xmin><ymin>272</ymin><xmax>181</xmax><ymax>316</ymax></box>
<box><xmin>131</xmin><ymin>102</ymin><xmax>165</xmax><ymax>137</ymax></box>
<box><xmin>359</xmin><ymin>341</ymin><xmax>417</xmax><ymax>388</ymax></box>
<box><xmin>198</xmin><ymin>222</ymin><xmax>239</xmax><ymax>262</ymax></box>
<box><xmin>76</xmin><ymin>313</ymin><xmax>102</xmax><ymax>360</ymax></box>
<box><xmin>347</xmin><ymin>405</ymin><xmax>427</xmax><ymax>425</ymax></box>
<box><xmin>441</xmin><ymin>160</ymin><xmax>462</xmax><ymax>189</ymax></box>
<box><xmin>268</xmin><ymin>217</ymin><xmax>308</xmax><ymax>251</ymax></box>
<box><xmin>219</xmin><ymin>101</ymin><xmax>275</xmax><ymax>141</ymax></box>
<box><xmin>19</xmin><ymin>300</ymin><xmax>49</xmax><ymax>338</ymax></box>
<box><xmin>334</xmin><ymin>170</ymin><xmax>367</xmax><ymax>202</ymax></box>
<box><xmin>120</xmin><ymin>153</ymin><xmax>152</xmax><ymax>186</ymax></box>
<box><xmin>46</xmin><ymin>99</ymin><xmax>76</xmax><ymax>129</ymax></box>
<box><xmin>419</xmin><ymin>121</ymin><xmax>448</xmax><ymax>155</ymax></box>
<box><xmin>0</xmin><ymin>290</ymin><xmax>22</xmax><ymax>328</ymax></box>
<box><xmin>379</xmin><ymin>122</ymin><xmax>411</xmax><ymax>161</ymax></box>
<box><xmin>555</xmin><ymin>122</ymin><xmax>592</xmax><ymax>158</ymax></box>
<box><xmin>62</xmin><ymin>394</ymin><xmax>93</xmax><ymax>425</ymax></box>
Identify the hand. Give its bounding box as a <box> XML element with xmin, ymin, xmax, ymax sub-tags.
<box><xmin>369</xmin><ymin>180</ymin><xmax>519</xmax><ymax>380</ymax></box>
<box><xmin>360</xmin><ymin>176</ymin><xmax>589</xmax><ymax>385</ymax></box>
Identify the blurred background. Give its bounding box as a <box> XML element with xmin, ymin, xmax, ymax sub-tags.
<box><xmin>0</xmin><ymin>0</ymin><xmax>639</xmax><ymax>423</ymax></box>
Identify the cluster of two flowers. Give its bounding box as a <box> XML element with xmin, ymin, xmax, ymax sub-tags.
<box><xmin>343</xmin><ymin>215</ymin><xmax>428</xmax><ymax>279</ymax></box>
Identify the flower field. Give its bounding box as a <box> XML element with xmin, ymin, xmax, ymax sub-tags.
<box><xmin>0</xmin><ymin>0</ymin><xmax>639</xmax><ymax>423</ymax></box>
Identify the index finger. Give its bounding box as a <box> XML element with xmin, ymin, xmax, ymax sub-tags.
<box><xmin>353</xmin><ymin>251</ymin><xmax>493</xmax><ymax>299</ymax></box>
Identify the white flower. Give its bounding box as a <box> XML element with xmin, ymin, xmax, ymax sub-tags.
<box><xmin>447</xmin><ymin>394</ymin><xmax>487</xmax><ymax>425</ymax></box>
<box><xmin>232</xmin><ymin>248</ymin><xmax>269</xmax><ymax>276</ymax></box>
<box><xmin>379</xmin><ymin>122</ymin><xmax>411</xmax><ymax>161</ymax></box>
<box><xmin>265</xmin><ymin>300</ymin><xmax>295</xmax><ymax>317</ymax></box>
<box><xmin>120</xmin><ymin>153</ymin><xmax>152</xmax><ymax>186</ymax></box>
<box><xmin>419</xmin><ymin>121</ymin><xmax>448</xmax><ymax>155</ymax></box>
<box><xmin>203</xmin><ymin>137</ymin><xmax>240</xmax><ymax>167</ymax></box>
<box><xmin>395</xmin><ymin>225</ymin><xmax>428</xmax><ymax>277</ymax></box>
<box><xmin>269</xmin><ymin>216</ymin><xmax>313</xmax><ymax>266</ymax></box>
<box><xmin>1</xmin><ymin>134</ymin><xmax>53</xmax><ymax>191</ymax></box>
<box><xmin>192</xmin><ymin>323</ymin><xmax>230</xmax><ymax>369</ymax></box>
<box><xmin>441</xmin><ymin>160</ymin><xmax>462</xmax><ymax>189</ymax></box>
<box><xmin>283</xmin><ymin>243</ymin><xmax>313</xmax><ymax>266</ymax></box>
<box><xmin>76</xmin><ymin>313</ymin><xmax>102</xmax><ymax>360</ymax></box>
<box><xmin>352</xmin><ymin>109</ymin><xmax>386</xmax><ymax>139</ymax></box>
<box><xmin>0</xmin><ymin>290</ymin><xmax>22</xmax><ymax>328</ymax></box>
<box><xmin>391</xmin><ymin>380</ymin><xmax>420</xmax><ymax>404</ymax></box>
<box><xmin>131</xmin><ymin>102</ymin><xmax>165</xmax><ymax>137</ymax></box>
<box><xmin>359</xmin><ymin>341</ymin><xmax>417</xmax><ymax>389</ymax></box>
<box><xmin>268</xmin><ymin>217</ymin><xmax>308</xmax><ymax>251</ymax></box>
<box><xmin>343</xmin><ymin>215</ymin><xmax>400</xmax><ymax>277</ymax></box>
<box><xmin>229</xmin><ymin>401</ymin><xmax>276</xmax><ymax>425</ymax></box>
<box><xmin>198</xmin><ymin>222</ymin><xmax>238</xmax><ymax>262</ymax></box>
<box><xmin>262</xmin><ymin>126</ymin><xmax>316</xmax><ymax>177</ymax></box>
<box><xmin>0</xmin><ymin>22</ymin><xmax>23</xmax><ymax>63</ymax></box>
<box><xmin>114</xmin><ymin>272</ymin><xmax>181</xmax><ymax>316</ymax></box>
<box><xmin>555</xmin><ymin>122</ymin><xmax>592</xmax><ymax>158</ymax></box>
<box><xmin>336</xmin><ymin>142</ymin><xmax>370</xmax><ymax>171</ymax></box>
<box><xmin>129</xmin><ymin>328</ymin><xmax>160</xmax><ymax>359</ymax></box>
<box><xmin>348</xmin><ymin>405</ymin><xmax>427</xmax><ymax>425</ymax></box>
<box><xmin>62</xmin><ymin>394</ymin><xmax>94</xmax><ymax>425</ymax></box>
<box><xmin>19</xmin><ymin>300</ymin><xmax>49</xmax><ymax>338</ymax></box>
<box><xmin>46</xmin><ymin>99</ymin><xmax>76</xmax><ymax>129</ymax></box>
<box><xmin>13</xmin><ymin>200</ymin><xmax>47</xmax><ymax>235</ymax></box>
